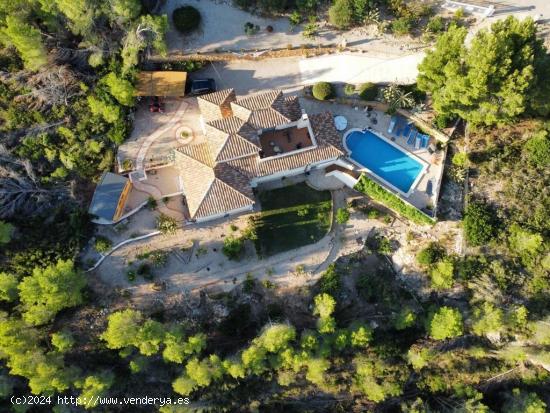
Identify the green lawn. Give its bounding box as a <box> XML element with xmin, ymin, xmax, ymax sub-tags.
<box><xmin>254</xmin><ymin>183</ymin><xmax>332</xmax><ymax>257</ymax></box>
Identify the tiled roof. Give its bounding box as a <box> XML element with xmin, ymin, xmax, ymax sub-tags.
<box><xmin>175</xmin><ymin>91</ymin><xmax>345</xmax><ymax>221</ymax></box>
<box><xmin>198</xmin><ymin>88</ymin><xmax>235</xmax><ymax>106</ymax></box>
<box><xmin>205</xmin><ymin>116</ymin><xmax>260</xmax><ymax>162</ymax></box>
<box><xmin>280</xmin><ymin>96</ymin><xmax>302</xmax><ymax>121</ymax></box>
<box><xmin>193</xmin><ymin>179</ymin><xmax>254</xmax><ymax>219</ymax></box>
<box><xmin>233</xmin><ymin>90</ymin><xmax>282</xmax><ymax>111</ymax></box>
<box><xmin>247</xmin><ymin>108</ymin><xmax>291</xmax><ymax>130</ymax></box>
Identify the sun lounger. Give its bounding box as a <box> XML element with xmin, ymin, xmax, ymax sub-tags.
<box><xmin>387</xmin><ymin>116</ymin><xmax>397</xmax><ymax>134</ymax></box>
<box><xmin>407</xmin><ymin>129</ymin><xmax>417</xmax><ymax>145</ymax></box>
<box><xmin>415</xmin><ymin>136</ymin><xmax>421</xmax><ymax>150</ymax></box>
<box><xmin>420</xmin><ymin>134</ymin><xmax>430</xmax><ymax>148</ymax></box>
<box><xmin>426</xmin><ymin>180</ymin><xmax>433</xmax><ymax>196</ymax></box>
<box><xmin>402</xmin><ymin>124</ymin><xmax>411</xmax><ymax>138</ymax></box>
<box><xmin>395</xmin><ymin>125</ymin><xmax>403</xmax><ymax>136</ymax></box>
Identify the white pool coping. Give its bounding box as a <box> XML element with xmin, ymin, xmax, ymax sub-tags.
<box><xmin>342</xmin><ymin>128</ymin><xmax>429</xmax><ymax>198</ymax></box>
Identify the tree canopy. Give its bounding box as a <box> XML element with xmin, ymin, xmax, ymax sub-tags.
<box><xmin>418</xmin><ymin>17</ymin><xmax>550</xmax><ymax>126</ymax></box>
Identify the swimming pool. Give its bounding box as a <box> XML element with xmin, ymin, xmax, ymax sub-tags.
<box><xmin>344</xmin><ymin>129</ymin><xmax>425</xmax><ymax>195</ymax></box>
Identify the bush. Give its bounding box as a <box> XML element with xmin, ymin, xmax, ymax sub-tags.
<box><xmin>336</xmin><ymin>207</ymin><xmax>350</xmax><ymax>224</ymax></box>
<box><xmin>434</xmin><ymin>112</ymin><xmax>454</xmax><ymax>129</ymax></box>
<box><xmin>426</xmin><ymin>15</ymin><xmax>445</xmax><ymax>33</ymax></box>
<box><xmin>319</xmin><ymin>264</ymin><xmax>340</xmax><ymax>294</ymax></box>
<box><xmin>312</xmin><ymin>82</ymin><xmax>334</xmax><ymax>100</ymax></box>
<box><xmin>244</xmin><ymin>22</ymin><xmax>260</xmax><ymax>35</ymax></box>
<box><xmin>463</xmin><ymin>201</ymin><xmax>497</xmax><ymax>246</ymax></box>
<box><xmin>354</xmin><ymin>175</ymin><xmax>434</xmax><ymax>225</ymax></box>
<box><xmin>416</xmin><ymin>242</ymin><xmax>445</xmax><ymax>266</ymax></box>
<box><xmin>95</xmin><ymin>236</ymin><xmax>112</xmax><ymax>254</ymax></box>
<box><xmin>173</xmin><ymin>6</ymin><xmax>201</xmax><ymax>34</ymax></box>
<box><xmin>391</xmin><ymin>17</ymin><xmax>412</xmax><ymax>36</ymax></box>
<box><xmin>223</xmin><ymin>236</ymin><xmax>245</xmax><ymax>260</ymax></box>
<box><xmin>344</xmin><ymin>83</ymin><xmax>356</xmax><ymax>96</ymax></box>
<box><xmin>329</xmin><ymin>0</ymin><xmax>354</xmax><ymax>30</ymax></box>
<box><xmin>426</xmin><ymin>306</ymin><xmax>463</xmax><ymax>340</ymax></box>
<box><xmin>429</xmin><ymin>259</ymin><xmax>454</xmax><ymax>289</ymax></box>
<box><xmin>358</xmin><ymin>82</ymin><xmax>378</xmax><ymax>101</ymax></box>
<box><xmin>523</xmin><ymin>130</ymin><xmax>550</xmax><ymax>168</ymax></box>
<box><xmin>156</xmin><ymin>214</ymin><xmax>178</xmax><ymax>235</ymax></box>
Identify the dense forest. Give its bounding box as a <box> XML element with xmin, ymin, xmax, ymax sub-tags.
<box><xmin>0</xmin><ymin>0</ymin><xmax>549</xmax><ymax>412</ymax></box>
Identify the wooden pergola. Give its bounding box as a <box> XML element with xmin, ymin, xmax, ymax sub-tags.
<box><xmin>135</xmin><ymin>71</ymin><xmax>187</xmax><ymax>97</ymax></box>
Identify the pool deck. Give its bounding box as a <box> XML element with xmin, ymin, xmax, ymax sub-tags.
<box><xmin>300</xmin><ymin>98</ymin><xmax>445</xmax><ymax>215</ymax></box>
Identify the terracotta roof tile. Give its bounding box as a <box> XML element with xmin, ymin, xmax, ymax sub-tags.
<box><xmin>198</xmin><ymin>89</ymin><xmax>236</xmax><ymax>106</ymax></box>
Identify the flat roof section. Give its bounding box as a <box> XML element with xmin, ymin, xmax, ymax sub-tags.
<box><xmin>135</xmin><ymin>71</ymin><xmax>187</xmax><ymax>97</ymax></box>
<box><xmin>259</xmin><ymin>125</ymin><xmax>313</xmax><ymax>158</ymax></box>
<box><xmin>88</xmin><ymin>172</ymin><xmax>129</xmax><ymax>222</ymax></box>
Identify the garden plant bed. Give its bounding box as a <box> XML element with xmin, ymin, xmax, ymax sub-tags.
<box><xmin>254</xmin><ymin>183</ymin><xmax>332</xmax><ymax>257</ymax></box>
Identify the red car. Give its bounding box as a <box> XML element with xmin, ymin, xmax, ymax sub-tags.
<box><xmin>149</xmin><ymin>96</ymin><xmax>165</xmax><ymax>113</ymax></box>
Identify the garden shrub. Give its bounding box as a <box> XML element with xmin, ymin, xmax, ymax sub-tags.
<box><xmin>244</xmin><ymin>22</ymin><xmax>260</xmax><ymax>35</ymax></box>
<box><xmin>426</xmin><ymin>15</ymin><xmax>445</xmax><ymax>33</ymax></box>
<box><xmin>391</xmin><ymin>17</ymin><xmax>412</xmax><ymax>36</ymax></box>
<box><xmin>312</xmin><ymin>82</ymin><xmax>334</xmax><ymax>100</ymax></box>
<box><xmin>157</xmin><ymin>214</ymin><xmax>178</xmax><ymax>235</ymax></box>
<box><xmin>429</xmin><ymin>259</ymin><xmax>454</xmax><ymax>289</ymax></box>
<box><xmin>329</xmin><ymin>0</ymin><xmax>354</xmax><ymax>30</ymax></box>
<box><xmin>223</xmin><ymin>236</ymin><xmax>245</xmax><ymax>260</ymax></box>
<box><xmin>336</xmin><ymin>207</ymin><xmax>350</xmax><ymax>224</ymax></box>
<box><xmin>344</xmin><ymin>83</ymin><xmax>356</xmax><ymax>96</ymax></box>
<box><xmin>416</xmin><ymin>242</ymin><xmax>445</xmax><ymax>266</ymax></box>
<box><xmin>354</xmin><ymin>175</ymin><xmax>434</xmax><ymax>225</ymax></box>
<box><xmin>319</xmin><ymin>263</ymin><xmax>340</xmax><ymax>294</ymax></box>
<box><xmin>95</xmin><ymin>236</ymin><xmax>112</xmax><ymax>254</ymax></box>
<box><xmin>358</xmin><ymin>82</ymin><xmax>378</xmax><ymax>101</ymax></box>
<box><xmin>173</xmin><ymin>6</ymin><xmax>201</xmax><ymax>34</ymax></box>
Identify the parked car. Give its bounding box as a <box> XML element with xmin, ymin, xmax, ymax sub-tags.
<box><xmin>149</xmin><ymin>96</ymin><xmax>165</xmax><ymax>113</ymax></box>
<box><xmin>188</xmin><ymin>78</ymin><xmax>216</xmax><ymax>96</ymax></box>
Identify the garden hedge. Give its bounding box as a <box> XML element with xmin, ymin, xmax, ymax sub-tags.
<box><xmin>312</xmin><ymin>82</ymin><xmax>334</xmax><ymax>101</ymax></box>
<box><xmin>354</xmin><ymin>174</ymin><xmax>434</xmax><ymax>226</ymax></box>
<box><xmin>358</xmin><ymin>82</ymin><xmax>378</xmax><ymax>101</ymax></box>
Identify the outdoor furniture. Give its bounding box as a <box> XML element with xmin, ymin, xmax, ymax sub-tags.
<box><xmin>273</xmin><ymin>145</ymin><xmax>282</xmax><ymax>153</ymax></box>
<box><xmin>269</xmin><ymin>141</ymin><xmax>275</xmax><ymax>146</ymax></box>
<box><xmin>387</xmin><ymin>116</ymin><xmax>397</xmax><ymax>134</ymax></box>
<box><xmin>407</xmin><ymin>130</ymin><xmax>417</xmax><ymax>145</ymax></box>
<box><xmin>372</xmin><ymin>118</ymin><xmax>378</xmax><ymax>125</ymax></box>
<box><xmin>420</xmin><ymin>134</ymin><xmax>430</xmax><ymax>148</ymax></box>
<box><xmin>415</xmin><ymin>136</ymin><xmax>421</xmax><ymax>150</ymax></box>
<box><xmin>428</xmin><ymin>143</ymin><xmax>437</xmax><ymax>154</ymax></box>
<box><xmin>402</xmin><ymin>124</ymin><xmax>411</xmax><ymax>138</ymax></box>
<box><xmin>426</xmin><ymin>180</ymin><xmax>433</xmax><ymax>196</ymax></box>
<box><xmin>334</xmin><ymin>115</ymin><xmax>348</xmax><ymax>131</ymax></box>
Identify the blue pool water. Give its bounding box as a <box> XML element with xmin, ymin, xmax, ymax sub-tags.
<box><xmin>345</xmin><ymin>130</ymin><xmax>423</xmax><ymax>193</ymax></box>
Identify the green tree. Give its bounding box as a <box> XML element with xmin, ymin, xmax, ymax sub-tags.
<box><xmin>121</xmin><ymin>15</ymin><xmax>168</xmax><ymax>73</ymax></box>
<box><xmin>430</xmin><ymin>258</ymin><xmax>454</xmax><ymax>289</ymax></box>
<box><xmin>255</xmin><ymin>324</ymin><xmax>296</xmax><ymax>353</ymax></box>
<box><xmin>394</xmin><ymin>307</ymin><xmax>416</xmax><ymax>330</ymax></box>
<box><xmin>503</xmin><ymin>389</ymin><xmax>546</xmax><ymax>413</ymax></box>
<box><xmin>329</xmin><ymin>0</ymin><xmax>354</xmax><ymax>30</ymax></box>
<box><xmin>313</xmin><ymin>293</ymin><xmax>337</xmax><ymax>334</ymax></box>
<box><xmin>417</xmin><ymin>242</ymin><xmax>445</xmax><ymax>266</ymax></box>
<box><xmin>418</xmin><ymin>17</ymin><xmax>550</xmax><ymax>126</ymax></box>
<box><xmin>87</xmin><ymin>95</ymin><xmax>122</xmax><ymax>124</ymax></box>
<box><xmin>2</xmin><ymin>16</ymin><xmax>48</xmax><ymax>71</ymax></box>
<box><xmin>353</xmin><ymin>355</ymin><xmax>404</xmax><ymax>402</ymax></box>
<box><xmin>51</xmin><ymin>330</ymin><xmax>75</xmax><ymax>352</ymax></box>
<box><xmin>101</xmin><ymin>309</ymin><xmax>143</xmax><ymax>350</ymax></box>
<box><xmin>102</xmin><ymin>72</ymin><xmax>135</xmax><ymax>107</ymax></box>
<box><xmin>463</xmin><ymin>201</ymin><xmax>497</xmax><ymax>246</ymax></box>
<box><xmin>76</xmin><ymin>372</ymin><xmax>114</xmax><ymax>409</ymax></box>
<box><xmin>305</xmin><ymin>358</ymin><xmax>330</xmax><ymax>386</ymax></box>
<box><xmin>426</xmin><ymin>306</ymin><xmax>463</xmax><ymax>340</ymax></box>
<box><xmin>349</xmin><ymin>323</ymin><xmax>373</xmax><ymax>347</ymax></box>
<box><xmin>472</xmin><ymin>302</ymin><xmax>504</xmax><ymax>336</ymax></box>
<box><xmin>111</xmin><ymin>0</ymin><xmax>141</xmax><ymax>23</ymax></box>
<box><xmin>18</xmin><ymin>259</ymin><xmax>86</xmax><ymax>326</ymax></box>
<box><xmin>0</xmin><ymin>273</ymin><xmax>18</xmax><ymax>302</ymax></box>
<box><xmin>0</xmin><ymin>221</ymin><xmax>14</xmax><ymax>245</ymax></box>
<box><xmin>54</xmin><ymin>0</ymin><xmax>95</xmax><ymax>36</ymax></box>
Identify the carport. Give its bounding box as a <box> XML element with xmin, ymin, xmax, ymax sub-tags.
<box><xmin>135</xmin><ymin>71</ymin><xmax>187</xmax><ymax>97</ymax></box>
